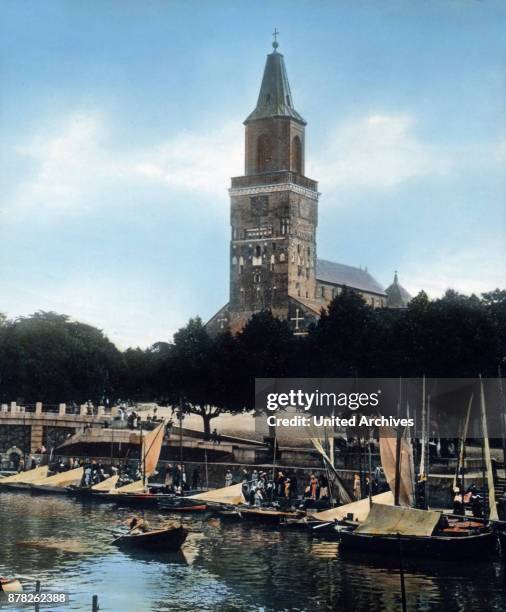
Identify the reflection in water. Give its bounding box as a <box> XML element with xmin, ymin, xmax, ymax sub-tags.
<box><xmin>0</xmin><ymin>492</ymin><xmax>505</xmax><ymax>611</ymax></box>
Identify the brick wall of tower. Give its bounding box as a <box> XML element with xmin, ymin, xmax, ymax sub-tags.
<box><xmin>229</xmin><ymin>182</ymin><xmax>318</xmax><ymax>316</ymax></box>
<box><xmin>229</xmin><ymin>189</ymin><xmax>290</xmax><ymax>313</ymax></box>
<box><xmin>245</xmin><ymin>118</ymin><xmax>306</xmax><ymax>176</ymax></box>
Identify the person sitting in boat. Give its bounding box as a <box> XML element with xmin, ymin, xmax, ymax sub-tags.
<box><xmin>468</xmin><ymin>486</ymin><xmax>484</xmax><ymax>518</ymax></box>
<box><xmin>128</xmin><ymin>516</ymin><xmax>150</xmax><ymax>534</ymax></box>
<box><xmin>453</xmin><ymin>488</ymin><xmax>465</xmax><ymax>517</ymax></box>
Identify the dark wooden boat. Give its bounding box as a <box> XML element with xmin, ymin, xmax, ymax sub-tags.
<box><xmin>218</xmin><ymin>507</ymin><xmax>303</xmax><ymax>525</ymax></box>
<box><xmin>497</xmin><ymin>528</ymin><xmax>506</xmax><ymax>558</ymax></box>
<box><xmin>113</xmin><ymin>525</ymin><xmax>188</xmax><ymax>552</ymax></box>
<box><xmin>159</xmin><ymin>502</ymin><xmax>208</xmax><ymax>513</ymax></box>
<box><xmin>339</xmin><ymin>529</ymin><xmax>497</xmax><ymax>560</ymax></box>
<box><xmin>88</xmin><ymin>491</ymin><xmax>170</xmax><ymax>506</ymax></box>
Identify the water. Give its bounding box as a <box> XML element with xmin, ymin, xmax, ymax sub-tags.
<box><xmin>1</xmin><ymin>491</ymin><xmax>505</xmax><ymax>611</ymax></box>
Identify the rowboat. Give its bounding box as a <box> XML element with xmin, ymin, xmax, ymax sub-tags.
<box><xmin>113</xmin><ymin>525</ymin><xmax>188</xmax><ymax>552</ymax></box>
<box><xmin>0</xmin><ymin>577</ymin><xmax>22</xmax><ymax>592</ymax></box>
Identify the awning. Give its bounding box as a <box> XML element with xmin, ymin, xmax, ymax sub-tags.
<box><xmin>0</xmin><ymin>465</ymin><xmax>48</xmax><ymax>483</ymax></box>
<box><xmin>354</xmin><ymin>503</ymin><xmax>440</xmax><ymax>537</ymax></box>
<box><xmin>310</xmin><ymin>491</ymin><xmax>394</xmax><ymax>523</ymax></box>
<box><xmin>91</xmin><ymin>474</ymin><xmax>119</xmax><ymax>491</ymax></box>
<box><xmin>189</xmin><ymin>482</ymin><xmax>245</xmax><ymax>505</ymax></box>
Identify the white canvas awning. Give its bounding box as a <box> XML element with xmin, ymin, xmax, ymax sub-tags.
<box><xmin>91</xmin><ymin>474</ymin><xmax>119</xmax><ymax>491</ymax></box>
<box><xmin>310</xmin><ymin>491</ymin><xmax>394</xmax><ymax>523</ymax></box>
<box><xmin>354</xmin><ymin>503</ymin><xmax>440</xmax><ymax>537</ymax></box>
<box><xmin>32</xmin><ymin>466</ymin><xmax>83</xmax><ymax>487</ymax></box>
<box><xmin>0</xmin><ymin>465</ymin><xmax>48</xmax><ymax>484</ymax></box>
<box><xmin>189</xmin><ymin>482</ymin><xmax>245</xmax><ymax>505</ymax></box>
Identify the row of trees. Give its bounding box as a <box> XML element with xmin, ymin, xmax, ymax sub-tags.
<box><xmin>0</xmin><ymin>288</ymin><xmax>505</xmax><ymax>433</ymax></box>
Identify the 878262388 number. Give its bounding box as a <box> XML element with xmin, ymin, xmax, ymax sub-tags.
<box><xmin>6</xmin><ymin>592</ymin><xmax>69</xmax><ymax>604</ymax></box>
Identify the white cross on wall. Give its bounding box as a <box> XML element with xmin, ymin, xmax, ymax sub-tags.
<box><xmin>217</xmin><ymin>315</ymin><xmax>228</xmax><ymax>329</ymax></box>
<box><xmin>290</xmin><ymin>308</ymin><xmax>304</xmax><ymax>330</ymax></box>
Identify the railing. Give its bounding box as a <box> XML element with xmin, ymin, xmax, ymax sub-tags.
<box><xmin>231</xmin><ymin>171</ymin><xmax>318</xmax><ymax>191</ymax></box>
<box><xmin>0</xmin><ymin>401</ymin><xmax>115</xmax><ymax>418</ymax></box>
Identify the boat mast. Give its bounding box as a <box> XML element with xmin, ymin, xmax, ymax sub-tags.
<box><xmin>394</xmin><ymin>378</ymin><xmax>402</xmax><ymax>506</ymax></box>
<box><xmin>479</xmin><ymin>375</ymin><xmax>498</xmax><ymax>520</ymax></box>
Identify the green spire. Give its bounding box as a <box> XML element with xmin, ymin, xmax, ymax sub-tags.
<box><xmin>245</xmin><ymin>38</ymin><xmax>306</xmax><ymax>125</ymax></box>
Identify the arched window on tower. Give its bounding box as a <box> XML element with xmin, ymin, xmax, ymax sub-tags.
<box><xmin>292</xmin><ymin>135</ymin><xmax>302</xmax><ymax>174</ymax></box>
<box><xmin>257</xmin><ymin>134</ymin><xmax>272</xmax><ymax>173</ymax></box>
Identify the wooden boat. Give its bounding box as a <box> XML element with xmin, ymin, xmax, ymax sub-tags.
<box><xmin>0</xmin><ymin>577</ymin><xmax>22</xmax><ymax>592</ymax></box>
<box><xmin>94</xmin><ymin>491</ymin><xmax>163</xmax><ymax>506</ymax></box>
<box><xmin>113</xmin><ymin>525</ymin><xmax>188</xmax><ymax>552</ymax></box>
<box><xmin>497</xmin><ymin>527</ymin><xmax>506</xmax><ymax>557</ymax></box>
<box><xmin>159</xmin><ymin>500</ymin><xmax>208</xmax><ymax>513</ymax></box>
<box><xmin>338</xmin><ymin>503</ymin><xmax>498</xmax><ymax>561</ymax></box>
<box><xmin>218</xmin><ymin>506</ymin><xmax>303</xmax><ymax>524</ymax></box>
<box><xmin>339</xmin><ymin>528</ymin><xmax>497</xmax><ymax>560</ymax></box>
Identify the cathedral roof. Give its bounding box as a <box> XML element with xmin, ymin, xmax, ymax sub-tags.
<box><xmin>244</xmin><ymin>43</ymin><xmax>306</xmax><ymax>125</ymax></box>
<box><xmin>385</xmin><ymin>272</ymin><xmax>412</xmax><ymax>308</ymax></box>
<box><xmin>316</xmin><ymin>259</ymin><xmax>386</xmax><ymax>296</ymax></box>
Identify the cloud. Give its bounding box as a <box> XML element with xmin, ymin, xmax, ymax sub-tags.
<box><xmin>4</xmin><ymin>111</ymin><xmax>243</xmax><ymax>221</ymax></box>
<box><xmin>309</xmin><ymin>113</ymin><xmax>453</xmax><ymax>192</ymax></box>
<box><xmin>0</xmin><ymin>273</ymin><xmax>191</xmax><ymax>349</ymax></box>
<box><xmin>402</xmin><ymin>239</ymin><xmax>506</xmax><ymax>298</ymax></box>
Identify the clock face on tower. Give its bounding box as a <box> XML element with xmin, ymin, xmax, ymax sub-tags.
<box><xmin>250</xmin><ymin>195</ymin><xmax>268</xmax><ymax>216</ymax></box>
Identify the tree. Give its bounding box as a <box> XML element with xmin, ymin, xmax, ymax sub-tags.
<box><xmin>156</xmin><ymin>318</ymin><xmax>244</xmax><ymax>434</ymax></box>
<box><xmin>0</xmin><ymin>311</ymin><xmax>123</xmax><ymax>403</ymax></box>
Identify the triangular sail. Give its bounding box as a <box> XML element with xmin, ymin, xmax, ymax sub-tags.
<box><xmin>189</xmin><ymin>482</ymin><xmax>245</xmax><ymax>505</ymax></box>
<box><xmin>0</xmin><ymin>465</ymin><xmax>48</xmax><ymax>483</ymax></box>
<box><xmin>379</xmin><ymin>426</ymin><xmax>414</xmax><ymax>507</ymax></box>
<box><xmin>142</xmin><ymin>421</ymin><xmax>165</xmax><ymax>479</ymax></box>
<box><xmin>33</xmin><ymin>466</ymin><xmax>83</xmax><ymax>487</ymax></box>
<box><xmin>91</xmin><ymin>474</ymin><xmax>119</xmax><ymax>491</ymax></box>
<box><xmin>111</xmin><ymin>479</ymin><xmax>145</xmax><ymax>494</ymax></box>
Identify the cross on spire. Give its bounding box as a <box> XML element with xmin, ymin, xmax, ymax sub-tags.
<box><xmin>272</xmin><ymin>28</ymin><xmax>279</xmax><ymax>50</ymax></box>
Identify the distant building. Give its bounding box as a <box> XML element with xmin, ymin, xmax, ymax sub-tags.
<box><xmin>385</xmin><ymin>271</ymin><xmax>412</xmax><ymax>309</ymax></box>
<box><xmin>207</xmin><ymin>39</ymin><xmax>409</xmax><ymax>336</ymax></box>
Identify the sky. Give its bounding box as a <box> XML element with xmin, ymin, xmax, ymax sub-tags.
<box><xmin>0</xmin><ymin>0</ymin><xmax>505</xmax><ymax>348</ymax></box>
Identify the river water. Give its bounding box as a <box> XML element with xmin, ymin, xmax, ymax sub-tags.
<box><xmin>0</xmin><ymin>491</ymin><xmax>505</xmax><ymax>611</ymax></box>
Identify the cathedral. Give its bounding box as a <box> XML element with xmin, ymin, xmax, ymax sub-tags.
<box><xmin>207</xmin><ymin>39</ymin><xmax>411</xmax><ymax>336</ymax></box>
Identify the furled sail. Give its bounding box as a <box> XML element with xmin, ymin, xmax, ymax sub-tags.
<box><xmin>141</xmin><ymin>421</ymin><xmax>166</xmax><ymax>479</ymax></box>
<box><xmin>480</xmin><ymin>379</ymin><xmax>498</xmax><ymax>520</ymax></box>
<box><xmin>379</xmin><ymin>426</ymin><xmax>414</xmax><ymax>507</ymax></box>
<box><xmin>189</xmin><ymin>482</ymin><xmax>246</xmax><ymax>505</ymax></box>
<box><xmin>309</xmin><ymin>431</ymin><xmax>352</xmax><ymax>504</ymax></box>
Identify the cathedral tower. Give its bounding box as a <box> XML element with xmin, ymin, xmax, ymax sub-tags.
<box><xmin>225</xmin><ymin>39</ymin><xmax>320</xmax><ymax>332</ymax></box>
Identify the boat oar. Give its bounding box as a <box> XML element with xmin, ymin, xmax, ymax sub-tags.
<box><xmin>312</xmin><ymin>521</ymin><xmax>335</xmax><ymax>530</ymax></box>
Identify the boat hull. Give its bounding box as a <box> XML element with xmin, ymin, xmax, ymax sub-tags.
<box><xmin>339</xmin><ymin>530</ymin><xmax>498</xmax><ymax>560</ymax></box>
<box><xmin>115</xmin><ymin>526</ymin><xmax>188</xmax><ymax>552</ymax></box>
